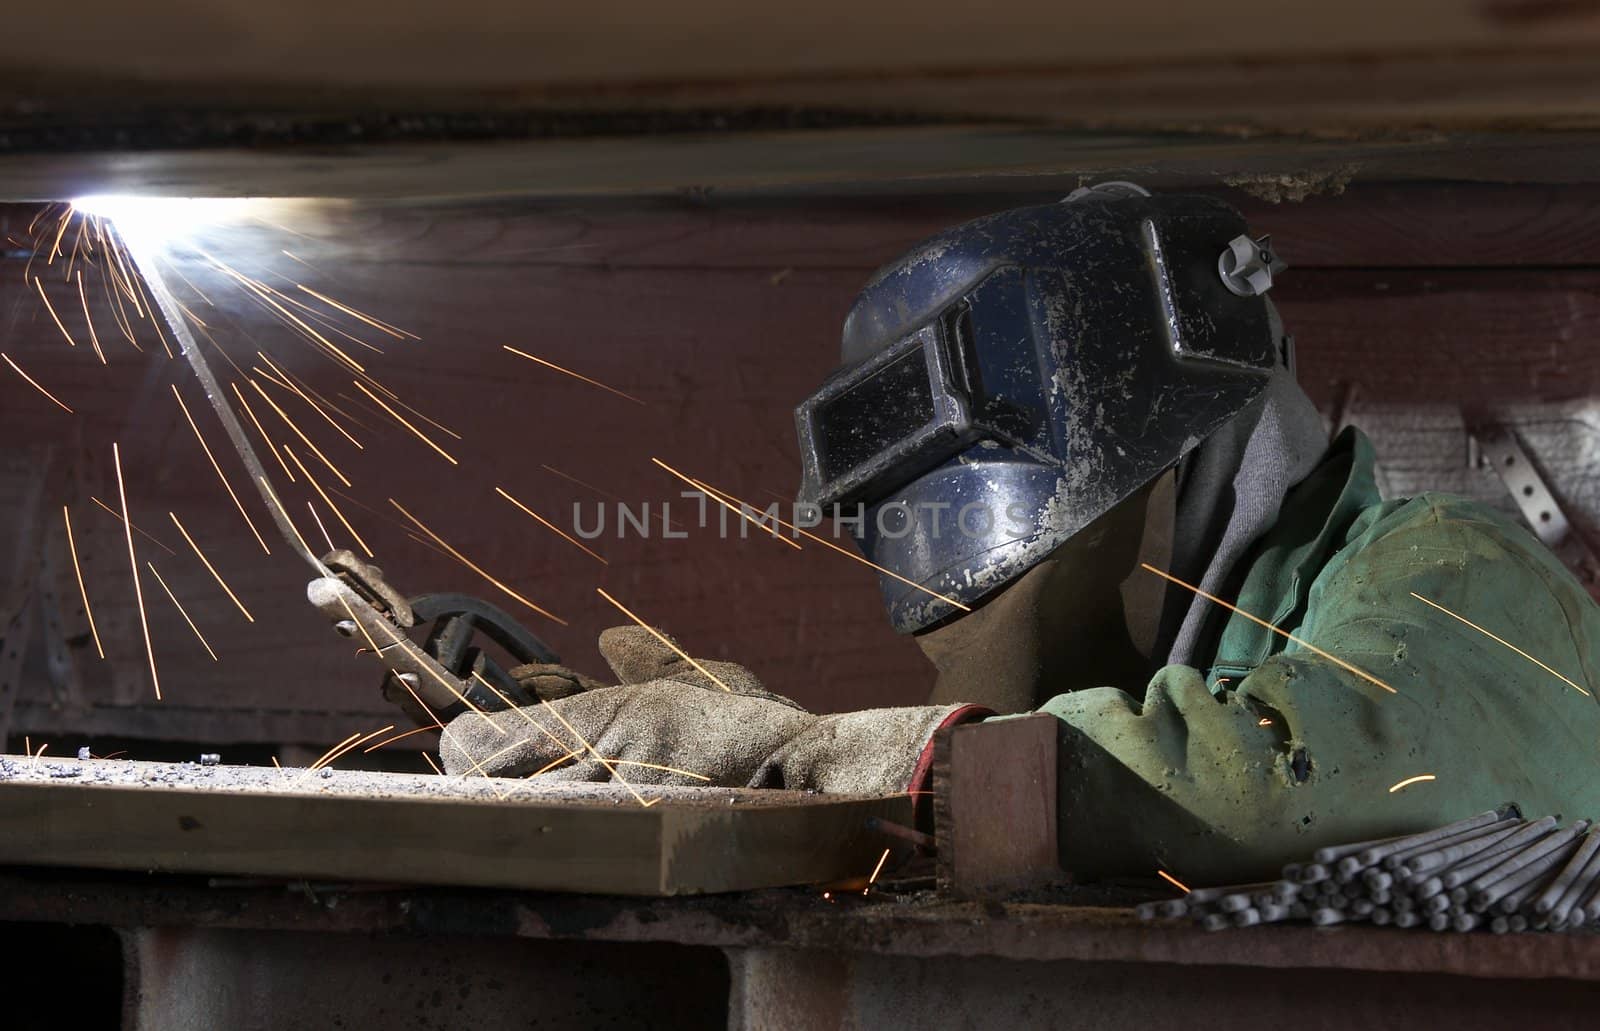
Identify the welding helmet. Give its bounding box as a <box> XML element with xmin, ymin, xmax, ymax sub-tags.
<box><xmin>794</xmin><ymin>184</ymin><xmax>1289</xmax><ymax>633</ymax></box>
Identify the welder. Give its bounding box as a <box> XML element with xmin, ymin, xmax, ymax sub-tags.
<box><xmin>440</xmin><ymin>184</ymin><xmax>1600</xmax><ymax>883</ymax></box>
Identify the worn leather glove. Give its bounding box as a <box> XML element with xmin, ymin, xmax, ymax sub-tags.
<box><xmin>505</xmin><ymin>625</ymin><xmax>765</xmax><ymax>701</ymax></box>
<box><xmin>441</xmin><ymin>682</ymin><xmax>976</xmax><ymax>794</ymax></box>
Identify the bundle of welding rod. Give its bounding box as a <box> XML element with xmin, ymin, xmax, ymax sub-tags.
<box><xmin>1136</xmin><ymin>807</ymin><xmax>1600</xmax><ymax>933</ymax></box>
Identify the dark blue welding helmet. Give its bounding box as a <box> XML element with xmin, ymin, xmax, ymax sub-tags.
<box><xmin>794</xmin><ymin>184</ymin><xmax>1289</xmax><ymax>633</ymax></box>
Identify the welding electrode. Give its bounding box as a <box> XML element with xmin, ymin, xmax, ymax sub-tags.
<box><xmin>1140</xmin><ymin>808</ymin><xmax>1600</xmax><ymax>935</ymax></box>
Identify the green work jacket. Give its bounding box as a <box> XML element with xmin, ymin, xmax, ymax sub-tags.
<box><xmin>1041</xmin><ymin>427</ymin><xmax>1600</xmax><ymax>884</ymax></box>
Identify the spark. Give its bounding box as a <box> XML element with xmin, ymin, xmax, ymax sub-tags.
<box><xmin>686</xmin><ymin>471</ymin><xmax>801</xmax><ymax>551</ymax></box>
<box><xmin>1157</xmin><ymin>870</ymin><xmax>1192</xmax><ymax>893</ymax></box>
<box><xmin>298</xmin><ymin>732</ymin><xmax>361</xmax><ymax>778</ymax></box>
<box><xmin>47</xmin><ymin>208</ymin><xmax>70</xmax><ymax>261</ymax></box>
<box><xmin>75</xmin><ymin>270</ymin><xmax>108</xmax><ymax>365</ymax></box>
<box><xmin>32</xmin><ymin>277</ymin><xmax>77</xmax><ymax>347</ymax></box>
<box><xmin>270</xmin><ymin>756</ymin><xmax>282</xmax><ymax>769</ymax></box>
<box><xmin>1409</xmin><ymin>591</ymin><xmax>1591</xmax><ymax>697</ymax></box>
<box><xmin>113</xmin><ymin>443</ymin><xmax>160</xmax><ymax>699</ymax></box>
<box><xmin>1141</xmin><ymin>564</ymin><xmax>1396</xmax><ymax>695</ymax></box>
<box><xmin>297</xmin><ymin>284</ymin><xmax>418</xmax><ymax>340</ymax></box>
<box><xmin>173</xmin><ymin>298</ymin><xmax>208</xmax><ymax>329</ymax></box>
<box><xmin>867</xmin><ymin>847</ymin><xmax>893</xmax><ymax>890</ymax></box>
<box><xmin>313</xmin><ymin>724</ymin><xmax>396</xmax><ymax>772</ymax></box>
<box><xmin>353</xmin><ymin>380</ymin><xmax>461</xmax><ymax>440</ymax></box>
<box><xmin>595</xmin><ymin>587</ymin><xmax>731</xmax><ymax>691</ymax></box>
<box><xmin>256</xmin><ymin>352</ymin><xmax>363</xmax><ymax>449</ymax></box>
<box><xmin>503</xmin><ymin>345</ymin><xmax>645</xmax><ymax>405</ymax></box>
<box><xmin>354</xmin><ymin>382</ymin><xmax>457</xmax><ymax>465</ymax></box>
<box><xmin>361</xmin><ymin>725</ymin><xmax>440</xmax><ymax>753</ymax></box>
<box><xmin>494</xmin><ymin>486</ymin><xmax>608</xmax><ymax>564</ymax></box>
<box><xmin>249</xmin><ymin>378</ymin><xmax>352</xmax><ymax>486</ymax></box>
<box><xmin>1</xmin><ymin>353</ymin><xmax>74</xmax><ymax>413</ymax></box>
<box><xmin>89</xmin><ymin>497</ymin><xmax>177</xmax><ymax>554</ymax></box>
<box><xmin>654</xmin><ymin>458</ymin><xmax>972</xmax><ymax>612</ymax></box>
<box><xmin>307</xmin><ymin>502</ymin><xmax>338</xmax><ymax>553</ymax></box>
<box><xmin>542</xmin><ymin>463</ymin><xmax>624</xmax><ymax>500</ymax></box>
<box><xmin>62</xmin><ymin>507</ymin><xmax>105</xmax><ymax>658</ymax></box>
<box><xmin>1257</xmin><ymin>718</ymin><xmax>1272</xmax><ymax>726</ymax></box>
<box><xmin>389</xmin><ymin>498</ymin><xmax>565</xmax><ymax>624</ymax></box>
<box><xmin>147</xmin><ymin>562</ymin><xmax>218</xmax><ymax>661</ymax></box>
<box><xmin>172</xmin><ymin>386</ymin><xmax>273</xmax><ymax>555</ymax></box>
<box><xmin>231</xmin><ymin>381</ymin><xmax>296</xmax><ymax>481</ymax></box>
<box><xmin>169</xmin><ymin>512</ymin><xmax>254</xmax><ymax>622</ymax></box>
<box><xmin>530</xmin><ymin>747</ymin><xmax>587</xmax><ymax>777</ymax></box>
<box><xmin>1389</xmin><ymin>774</ymin><xmax>1437</xmax><ymax>794</ymax></box>
<box><xmin>285</xmin><ymin>446</ymin><xmax>372</xmax><ymax>557</ymax></box>
<box><xmin>421</xmin><ymin>753</ymin><xmax>444</xmax><ymax>775</ymax></box>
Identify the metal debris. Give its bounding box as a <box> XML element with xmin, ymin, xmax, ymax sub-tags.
<box><xmin>1138</xmin><ymin>806</ymin><xmax>1600</xmax><ymax>933</ymax></box>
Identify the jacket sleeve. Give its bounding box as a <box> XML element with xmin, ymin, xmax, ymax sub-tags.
<box><xmin>1036</xmin><ymin>495</ymin><xmax>1600</xmax><ymax>885</ymax></box>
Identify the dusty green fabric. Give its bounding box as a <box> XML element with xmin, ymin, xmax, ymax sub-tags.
<box><xmin>1043</xmin><ymin>427</ymin><xmax>1600</xmax><ymax>884</ymax></box>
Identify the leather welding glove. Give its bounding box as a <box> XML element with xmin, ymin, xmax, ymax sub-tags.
<box><xmin>507</xmin><ymin>625</ymin><xmax>767</xmax><ymax>701</ymax></box>
<box><xmin>439</xmin><ymin>681</ymin><xmax>984</xmax><ymax>795</ymax></box>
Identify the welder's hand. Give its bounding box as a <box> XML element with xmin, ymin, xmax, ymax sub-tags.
<box><xmin>439</xmin><ymin>681</ymin><xmax>975</xmax><ymax>795</ymax></box>
<box><xmin>507</xmin><ymin>625</ymin><xmax>769</xmax><ymax>702</ymax></box>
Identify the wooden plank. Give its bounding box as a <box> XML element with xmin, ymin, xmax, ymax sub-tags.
<box><xmin>934</xmin><ymin>714</ymin><xmax>1060</xmax><ymax>898</ymax></box>
<box><xmin>0</xmin><ymin>755</ymin><xmax>910</xmax><ymax>895</ymax></box>
<box><xmin>246</xmin><ymin>182</ymin><xmax>1600</xmax><ymax>273</ymax></box>
<box><xmin>7</xmin><ymin>127</ymin><xmax>1600</xmax><ymax>205</ymax></box>
<box><xmin>2</xmin><ymin>1</ymin><xmax>1597</xmax><ymax>100</ymax></box>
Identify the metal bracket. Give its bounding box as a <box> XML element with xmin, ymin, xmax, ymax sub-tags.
<box><xmin>1471</xmin><ymin>424</ymin><xmax>1571</xmax><ymax>548</ymax></box>
<box><xmin>1469</xmin><ymin>421</ymin><xmax>1600</xmax><ymax>599</ymax></box>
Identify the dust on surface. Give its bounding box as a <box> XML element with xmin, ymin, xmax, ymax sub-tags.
<box><xmin>0</xmin><ymin>755</ymin><xmax>856</xmax><ymax>811</ymax></box>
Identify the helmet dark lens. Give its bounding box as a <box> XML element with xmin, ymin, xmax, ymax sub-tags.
<box><xmin>814</xmin><ymin>346</ymin><xmax>936</xmax><ymax>483</ymax></box>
